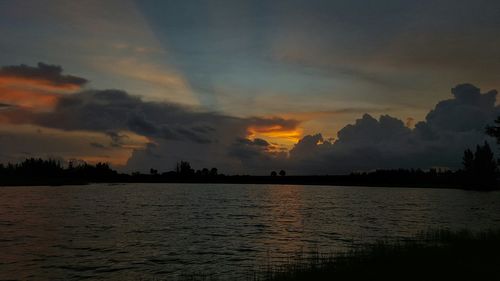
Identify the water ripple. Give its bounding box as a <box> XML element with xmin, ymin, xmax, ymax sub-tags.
<box><xmin>0</xmin><ymin>183</ymin><xmax>499</xmax><ymax>280</ymax></box>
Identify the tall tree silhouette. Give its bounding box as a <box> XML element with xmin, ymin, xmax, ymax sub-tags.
<box><xmin>463</xmin><ymin>149</ymin><xmax>474</xmax><ymax>173</ymax></box>
<box><xmin>486</xmin><ymin>116</ymin><xmax>500</xmax><ymax>144</ymax></box>
<box><xmin>209</xmin><ymin>168</ymin><xmax>218</xmax><ymax>177</ymax></box>
<box><xmin>462</xmin><ymin>142</ymin><xmax>497</xmax><ymax>188</ymax></box>
<box><xmin>474</xmin><ymin>142</ymin><xmax>496</xmax><ymax>179</ymax></box>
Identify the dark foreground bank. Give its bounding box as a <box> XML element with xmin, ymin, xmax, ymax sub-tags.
<box><xmin>181</xmin><ymin>229</ymin><xmax>500</xmax><ymax>281</ymax></box>
<box><xmin>264</xmin><ymin>229</ymin><xmax>500</xmax><ymax>281</ymax></box>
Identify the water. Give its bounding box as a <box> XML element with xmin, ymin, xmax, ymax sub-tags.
<box><xmin>1</xmin><ymin>183</ymin><xmax>500</xmax><ymax>280</ymax></box>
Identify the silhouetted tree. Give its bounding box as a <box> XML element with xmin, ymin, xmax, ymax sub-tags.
<box><xmin>474</xmin><ymin>142</ymin><xmax>496</xmax><ymax>179</ymax></box>
<box><xmin>210</xmin><ymin>168</ymin><xmax>218</xmax><ymax>176</ymax></box>
<box><xmin>150</xmin><ymin>168</ymin><xmax>158</xmax><ymax>175</ymax></box>
<box><xmin>176</xmin><ymin>161</ymin><xmax>194</xmax><ymax>176</ymax></box>
<box><xmin>463</xmin><ymin>149</ymin><xmax>474</xmax><ymax>173</ymax></box>
<box><xmin>462</xmin><ymin>142</ymin><xmax>497</xmax><ymax>188</ymax></box>
<box><xmin>201</xmin><ymin>168</ymin><xmax>209</xmax><ymax>176</ymax></box>
<box><xmin>486</xmin><ymin>116</ymin><xmax>500</xmax><ymax>144</ymax></box>
<box><xmin>270</xmin><ymin>171</ymin><xmax>277</xmax><ymax>177</ymax></box>
<box><xmin>279</xmin><ymin>170</ymin><xmax>286</xmax><ymax>176</ymax></box>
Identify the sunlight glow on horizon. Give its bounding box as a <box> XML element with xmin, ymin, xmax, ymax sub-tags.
<box><xmin>247</xmin><ymin>124</ymin><xmax>303</xmax><ymax>150</ymax></box>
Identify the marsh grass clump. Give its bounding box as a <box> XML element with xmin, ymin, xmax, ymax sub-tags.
<box><xmin>263</xmin><ymin>229</ymin><xmax>500</xmax><ymax>281</ymax></box>
<box><xmin>159</xmin><ymin>229</ymin><xmax>500</xmax><ymax>281</ymax></box>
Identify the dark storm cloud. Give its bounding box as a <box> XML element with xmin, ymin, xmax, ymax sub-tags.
<box><xmin>0</xmin><ymin>87</ymin><xmax>299</xmax><ymax>147</ymax></box>
<box><xmin>176</xmin><ymin>127</ymin><xmax>212</xmax><ymax>144</ymax></box>
<box><xmin>227</xmin><ymin>138</ymin><xmax>288</xmax><ymax>173</ymax></box>
<box><xmin>20</xmin><ymin>89</ymin><xmax>231</xmax><ymax>143</ymax></box>
<box><xmin>229</xmin><ymin>138</ymin><xmax>270</xmax><ymax>160</ymax></box>
<box><xmin>416</xmin><ymin>84</ymin><xmax>498</xmax><ymax>133</ymax></box>
<box><xmin>336</xmin><ymin>114</ymin><xmax>411</xmax><ymax>146</ymax></box>
<box><xmin>0</xmin><ymin>62</ymin><xmax>88</xmax><ymax>87</ymax></box>
<box><xmin>286</xmin><ymin>84</ymin><xmax>500</xmax><ymax>174</ymax></box>
<box><xmin>247</xmin><ymin>138</ymin><xmax>270</xmax><ymax>147</ymax></box>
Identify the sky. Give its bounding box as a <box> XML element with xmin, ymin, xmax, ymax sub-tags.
<box><xmin>0</xmin><ymin>0</ymin><xmax>499</xmax><ymax>174</ymax></box>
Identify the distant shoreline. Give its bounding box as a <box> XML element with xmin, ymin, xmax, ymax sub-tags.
<box><xmin>2</xmin><ymin>158</ymin><xmax>498</xmax><ymax>190</ymax></box>
<box><xmin>1</xmin><ymin>175</ymin><xmax>497</xmax><ymax>190</ymax></box>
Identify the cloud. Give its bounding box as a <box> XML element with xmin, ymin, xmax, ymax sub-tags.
<box><xmin>0</xmin><ymin>88</ymin><xmax>60</xmax><ymax>110</ymax></box>
<box><xmin>286</xmin><ymin>83</ymin><xmax>499</xmax><ymax>174</ymax></box>
<box><xmin>229</xmin><ymin>137</ymin><xmax>276</xmax><ymax>158</ymax></box>
<box><xmin>90</xmin><ymin>142</ymin><xmax>107</xmax><ymax>149</ymax></box>
<box><xmin>229</xmin><ymin>138</ymin><xmax>271</xmax><ymax>160</ymax></box>
<box><xmin>6</xmin><ymin>89</ymin><xmax>295</xmax><ymax>146</ymax></box>
<box><xmin>106</xmin><ymin>131</ymin><xmax>129</xmax><ymax>148</ymax></box>
<box><xmin>0</xmin><ymin>61</ymin><xmax>497</xmax><ymax>174</ymax></box>
<box><xmin>0</xmin><ymin>63</ymin><xmax>87</xmax><ymax>110</ymax></box>
<box><xmin>416</xmin><ymin>84</ymin><xmax>498</xmax><ymax>133</ymax></box>
<box><xmin>0</xmin><ymin>62</ymin><xmax>88</xmax><ymax>88</ymax></box>
<box><xmin>89</xmin><ymin>57</ymin><xmax>199</xmax><ymax>105</ymax></box>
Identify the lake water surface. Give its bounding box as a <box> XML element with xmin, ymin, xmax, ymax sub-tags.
<box><xmin>1</xmin><ymin>183</ymin><xmax>500</xmax><ymax>280</ymax></box>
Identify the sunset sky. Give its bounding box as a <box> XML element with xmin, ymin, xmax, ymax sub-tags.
<box><xmin>0</xmin><ymin>0</ymin><xmax>499</xmax><ymax>174</ymax></box>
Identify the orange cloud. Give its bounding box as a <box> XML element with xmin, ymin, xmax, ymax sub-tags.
<box><xmin>0</xmin><ymin>76</ymin><xmax>82</xmax><ymax>112</ymax></box>
<box><xmin>247</xmin><ymin>124</ymin><xmax>303</xmax><ymax>150</ymax></box>
<box><xmin>0</xmin><ymin>76</ymin><xmax>82</xmax><ymax>92</ymax></box>
<box><xmin>0</xmin><ymin>87</ymin><xmax>59</xmax><ymax>110</ymax></box>
<box><xmin>0</xmin><ymin>63</ymin><xmax>87</xmax><ymax>111</ymax></box>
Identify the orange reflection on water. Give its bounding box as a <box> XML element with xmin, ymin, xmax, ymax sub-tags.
<box><xmin>252</xmin><ymin>185</ymin><xmax>309</xmax><ymax>262</ymax></box>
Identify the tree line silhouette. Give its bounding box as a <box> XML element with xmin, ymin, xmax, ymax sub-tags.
<box><xmin>0</xmin><ymin>158</ymin><xmax>119</xmax><ymax>185</ymax></box>
<box><xmin>0</xmin><ymin>157</ymin><xmax>497</xmax><ymax>189</ymax></box>
<box><xmin>0</xmin><ymin>118</ymin><xmax>499</xmax><ymax>189</ymax></box>
<box><xmin>0</xmin><ymin>158</ymin><xmax>225</xmax><ymax>185</ymax></box>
